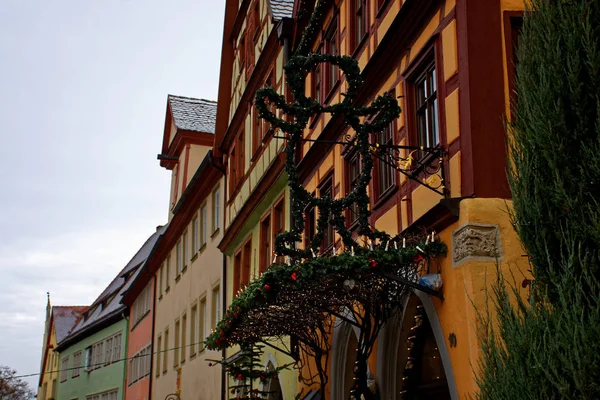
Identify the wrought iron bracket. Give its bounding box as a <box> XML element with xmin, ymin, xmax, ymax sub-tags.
<box><xmin>271</xmin><ymin>130</ymin><xmax>448</xmax><ymax>196</ymax></box>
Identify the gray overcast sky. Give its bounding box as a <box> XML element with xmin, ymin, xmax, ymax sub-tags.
<box><xmin>0</xmin><ymin>0</ymin><xmax>224</xmax><ymax>389</ymax></box>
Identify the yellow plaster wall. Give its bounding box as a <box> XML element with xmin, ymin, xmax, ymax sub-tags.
<box><xmin>429</xmin><ymin>198</ymin><xmax>529</xmax><ymax>398</ymax></box>
<box><xmin>374</xmin><ymin>205</ymin><xmax>399</xmax><ymax>235</ymax></box>
<box><xmin>442</xmin><ymin>20</ymin><xmax>458</xmax><ymax>81</ymax></box>
<box><xmin>449</xmin><ymin>151</ymin><xmax>461</xmax><ymax>198</ymax></box>
<box><xmin>445</xmin><ymin>88</ymin><xmax>460</xmax><ymax>144</ymax></box>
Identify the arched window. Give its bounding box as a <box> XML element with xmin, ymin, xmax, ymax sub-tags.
<box><xmin>265</xmin><ymin>361</ymin><xmax>283</xmax><ymax>400</ymax></box>
<box><xmin>376</xmin><ymin>293</ymin><xmax>457</xmax><ymax>400</ymax></box>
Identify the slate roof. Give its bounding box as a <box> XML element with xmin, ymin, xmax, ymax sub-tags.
<box><xmin>269</xmin><ymin>0</ymin><xmax>294</xmax><ymax>21</ymax></box>
<box><xmin>168</xmin><ymin>95</ymin><xmax>217</xmax><ymax>134</ymax></box>
<box><xmin>52</xmin><ymin>306</ymin><xmax>88</xmax><ymax>344</ymax></box>
<box><xmin>57</xmin><ymin>226</ymin><xmax>166</xmax><ymax>347</ymax></box>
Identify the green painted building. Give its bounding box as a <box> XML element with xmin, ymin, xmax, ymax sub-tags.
<box><xmin>55</xmin><ymin>227</ymin><xmax>164</xmax><ymax>400</ymax></box>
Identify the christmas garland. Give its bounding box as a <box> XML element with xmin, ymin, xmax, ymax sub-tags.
<box><xmin>209</xmin><ymin>0</ymin><xmax>447</xmax><ymax>397</ymax></box>
<box><xmin>205</xmin><ymin>238</ymin><xmax>446</xmax><ymax>351</ymax></box>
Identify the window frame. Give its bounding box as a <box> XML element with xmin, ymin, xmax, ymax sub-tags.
<box><xmin>373</xmin><ymin>119</ymin><xmax>397</xmax><ymax>202</ymax></box>
<box><xmin>190</xmin><ymin>302</ymin><xmax>198</xmax><ymax>357</ymax></box>
<box><xmin>199</xmin><ymin>296</ymin><xmax>207</xmax><ymax>353</ymax></box>
<box><xmin>173</xmin><ymin>318</ymin><xmax>180</xmax><ymax>367</ymax></box>
<box><xmin>155</xmin><ymin>334</ymin><xmax>162</xmax><ymax>377</ymax></box>
<box><xmin>212</xmin><ymin>185</ymin><xmax>221</xmax><ymax>234</ymax></box>
<box><xmin>259</xmin><ymin>213</ymin><xmax>272</xmax><ymax>273</ymax></box>
<box><xmin>350</xmin><ymin>0</ymin><xmax>369</xmax><ymax>55</ymax></box>
<box><xmin>181</xmin><ymin>312</ymin><xmax>187</xmax><ymax>364</ymax></box>
<box><xmin>212</xmin><ymin>285</ymin><xmax>221</xmax><ymax>329</ymax></box>
<box><xmin>344</xmin><ymin>150</ymin><xmax>362</xmax><ymax>229</ymax></box>
<box><xmin>408</xmin><ymin>51</ymin><xmax>440</xmax><ymax>156</ymax></box>
<box><xmin>241</xmin><ymin>238</ymin><xmax>252</xmax><ymax>287</ymax></box>
<box><xmin>200</xmin><ymin>202</ymin><xmax>208</xmax><ymax>248</ymax></box>
<box><xmin>318</xmin><ymin>173</ymin><xmax>335</xmax><ymax>253</ymax></box>
<box><xmin>322</xmin><ymin>15</ymin><xmax>340</xmax><ymax>102</ymax></box>
<box><xmin>192</xmin><ymin>214</ymin><xmax>199</xmax><ymax>255</ymax></box>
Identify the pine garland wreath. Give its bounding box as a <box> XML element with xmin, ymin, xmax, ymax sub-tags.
<box><xmin>255</xmin><ymin>45</ymin><xmax>401</xmax><ymax>260</ymax></box>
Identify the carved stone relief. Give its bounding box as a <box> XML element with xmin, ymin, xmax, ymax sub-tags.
<box><xmin>452</xmin><ymin>223</ymin><xmax>502</xmax><ymax>267</ymax></box>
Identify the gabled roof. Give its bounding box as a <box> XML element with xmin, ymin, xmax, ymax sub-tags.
<box><xmin>269</xmin><ymin>0</ymin><xmax>294</xmax><ymax>21</ymax></box>
<box><xmin>168</xmin><ymin>95</ymin><xmax>217</xmax><ymax>134</ymax></box>
<box><xmin>52</xmin><ymin>306</ymin><xmax>88</xmax><ymax>344</ymax></box>
<box><xmin>57</xmin><ymin>227</ymin><xmax>165</xmax><ymax>349</ymax></box>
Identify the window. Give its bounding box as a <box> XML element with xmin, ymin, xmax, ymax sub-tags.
<box><xmin>242</xmin><ymin>239</ymin><xmax>252</xmax><ymax>286</ymax></box>
<box><xmin>312</xmin><ymin>62</ymin><xmax>321</xmax><ymax>103</ymax></box>
<box><xmin>304</xmin><ymin>204</ymin><xmax>316</xmax><ymax>247</ymax></box>
<box><xmin>238</xmin><ymin>35</ymin><xmax>246</xmax><ymax>70</ymax></box>
<box><xmin>158</xmin><ymin>264</ymin><xmax>164</xmax><ymax>299</ymax></box>
<box><xmin>182</xmin><ymin>230</ymin><xmax>188</xmax><ymax>271</ymax></box>
<box><xmin>181</xmin><ymin>312</ymin><xmax>187</xmax><ymax>363</ymax></box>
<box><xmin>201</xmin><ymin>203</ymin><xmax>208</xmax><ymax>247</ymax></box>
<box><xmin>156</xmin><ymin>335</ymin><xmax>162</xmax><ymax>377</ymax></box>
<box><xmin>213</xmin><ymin>186</ymin><xmax>221</xmax><ymax>233</ymax></box>
<box><xmin>72</xmin><ymin>351</ymin><xmax>82</xmax><ymax>378</ymax></box>
<box><xmin>233</xmin><ymin>251</ymin><xmax>242</xmax><ymax>296</ymax></box>
<box><xmin>351</xmin><ymin>0</ymin><xmax>368</xmax><ymax>53</ymax></box>
<box><xmin>85</xmin><ymin>347</ymin><xmax>92</xmax><ymax>371</ymax></box>
<box><xmin>60</xmin><ymin>357</ymin><xmax>69</xmax><ymax>382</ymax></box>
<box><xmin>86</xmin><ymin>389</ymin><xmax>117</xmax><ymax>400</ymax></box>
<box><xmin>413</xmin><ymin>57</ymin><xmax>439</xmax><ymax>152</ymax></box>
<box><xmin>174</xmin><ymin>319</ymin><xmax>180</xmax><ymax>367</ymax></box>
<box><xmin>505</xmin><ymin>13</ymin><xmax>523</xmax><ymax>113</ymax></box>
<box><xmin>176</xmin><ymin>240</ymin><xmax>183</xmax><ymax>277</ymax></box>
<box><xmin>273</xmin><ymin>198</ymin><xmax>285</xmax><ymax>263</ymax></box>
<box><xmin>51</xmin><ymin>379</ymin><xmax>57</xmax><ymax>399</ymax></box>
<box><xmin>200</xmin><ymin>297</ymin><xmax>207</xmax><ymax>352</ymax></box>
<box><xmin>212</xmin><ymin>285</ymin><xmax>221</xmax><ymax>328</ymax></box>
<box><xmin>252</xmin><ymin>0</ymin><xmax>260</xmax><ymax>39</ymax></box>
<box><xmin>111</xmin><ymin>333</ymin><xmax>122</xmax><ymax>364</ymax></box>
<box><xmin>165</xmin><ymin>255</ymin><xmax>171</xmax><ymax>291</ymax></box>
<box><xmin>105</xmin><ymin>337</ymin><xmax>113</xmax><ymax>366</ymax></box>
<box><xmin>260</xmin><ymin>214</ymin><xmax>271</xmax><ymax>273</ymax></box>
<box><xmin>237</xmin><ymin>131</ymin><xmax>245</xmax><ymax>182</ymax></box>
<box><xmin>323</xmin><ymin>17</ymin><xmax>339</xmax><ymax>99</ymax></box>
<box><xmin>129</xmin><ymin>345</ymin><xmax>151</xmax><ymax>385</ymax></box>
<box><xmin>230</xmin><ymin>146</ymin><xmax>237</xmax><ymax>194</ymax></box>
<box><xmin>93</xmin><ymin>341</ymin><xmax>104</xmax><ymax>369</ymax></box>
<box><xmin>133</xmin><ymin>283</ymin><xmax>151</xmax><ymax>326</ymax></box>
<box><xmin>346</xmin><ymin>152</ymin><xmax>361</xmax><ymax>227</ymax></box>
<box><xmin>190</xmin><ymin>303</ymin><xmax>198</xmax><ymax>356</ymax></box>
<box><xmin>374</xmin><ymin>122</ymin><xmax>396</xmax><ymax>198</ymax></box>
<box><xmin>163</xmin><ymin>328</ymin><xmax>169</xmax><ymax>373</ymax></box>
<box><xmin>319</xmin><ymin>175</ymin><xmax>335</xmax><ymax>251</ymax></box>
<box><xmin>252</xmin><ymin>106</ymin><xmax>262</xmax><ymax>155</ymax></box>
<box><xmin>192</xmin><ymin>215</ymin><xmax>199</xmax><ymax>254</ymax></box>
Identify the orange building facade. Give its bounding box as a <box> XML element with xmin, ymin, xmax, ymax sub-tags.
<box><xmin>214</xmin><ymin>0</ymin><xmax>529</xmax><ymax>399</ymax></box>
<box><xmin>122</xmin><ymin>275</ymin><xmax>155</xmax><ymax>400</ymax></box>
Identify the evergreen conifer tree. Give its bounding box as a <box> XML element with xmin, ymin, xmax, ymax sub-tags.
<box><xmin>476</xmin><ymin>1</ymin><xmax>600</xmax><ymax>398</ymax></box>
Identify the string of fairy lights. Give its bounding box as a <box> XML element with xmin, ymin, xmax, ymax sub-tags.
<box><xmin>7</xmin><ymin>339</ymin><xmax>214</xmax><ymax>381</ymax></box>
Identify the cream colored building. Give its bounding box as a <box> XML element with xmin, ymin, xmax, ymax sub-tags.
<box><xmin>126</xmin><ymin>95</ymin><xmax>225</xmax><ymax>399</ymax></box>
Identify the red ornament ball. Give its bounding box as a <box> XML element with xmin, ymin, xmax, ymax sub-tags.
<box><xmin>264</xmin><ymin>284</ymin><xmax>272</xmax><ymax>291</ymax></box>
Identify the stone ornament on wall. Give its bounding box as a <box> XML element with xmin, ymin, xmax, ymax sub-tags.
<box><xmin>452</xmin><ymin>223</ymin><xmax>502</xmax><ymax>267</ymax></box>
